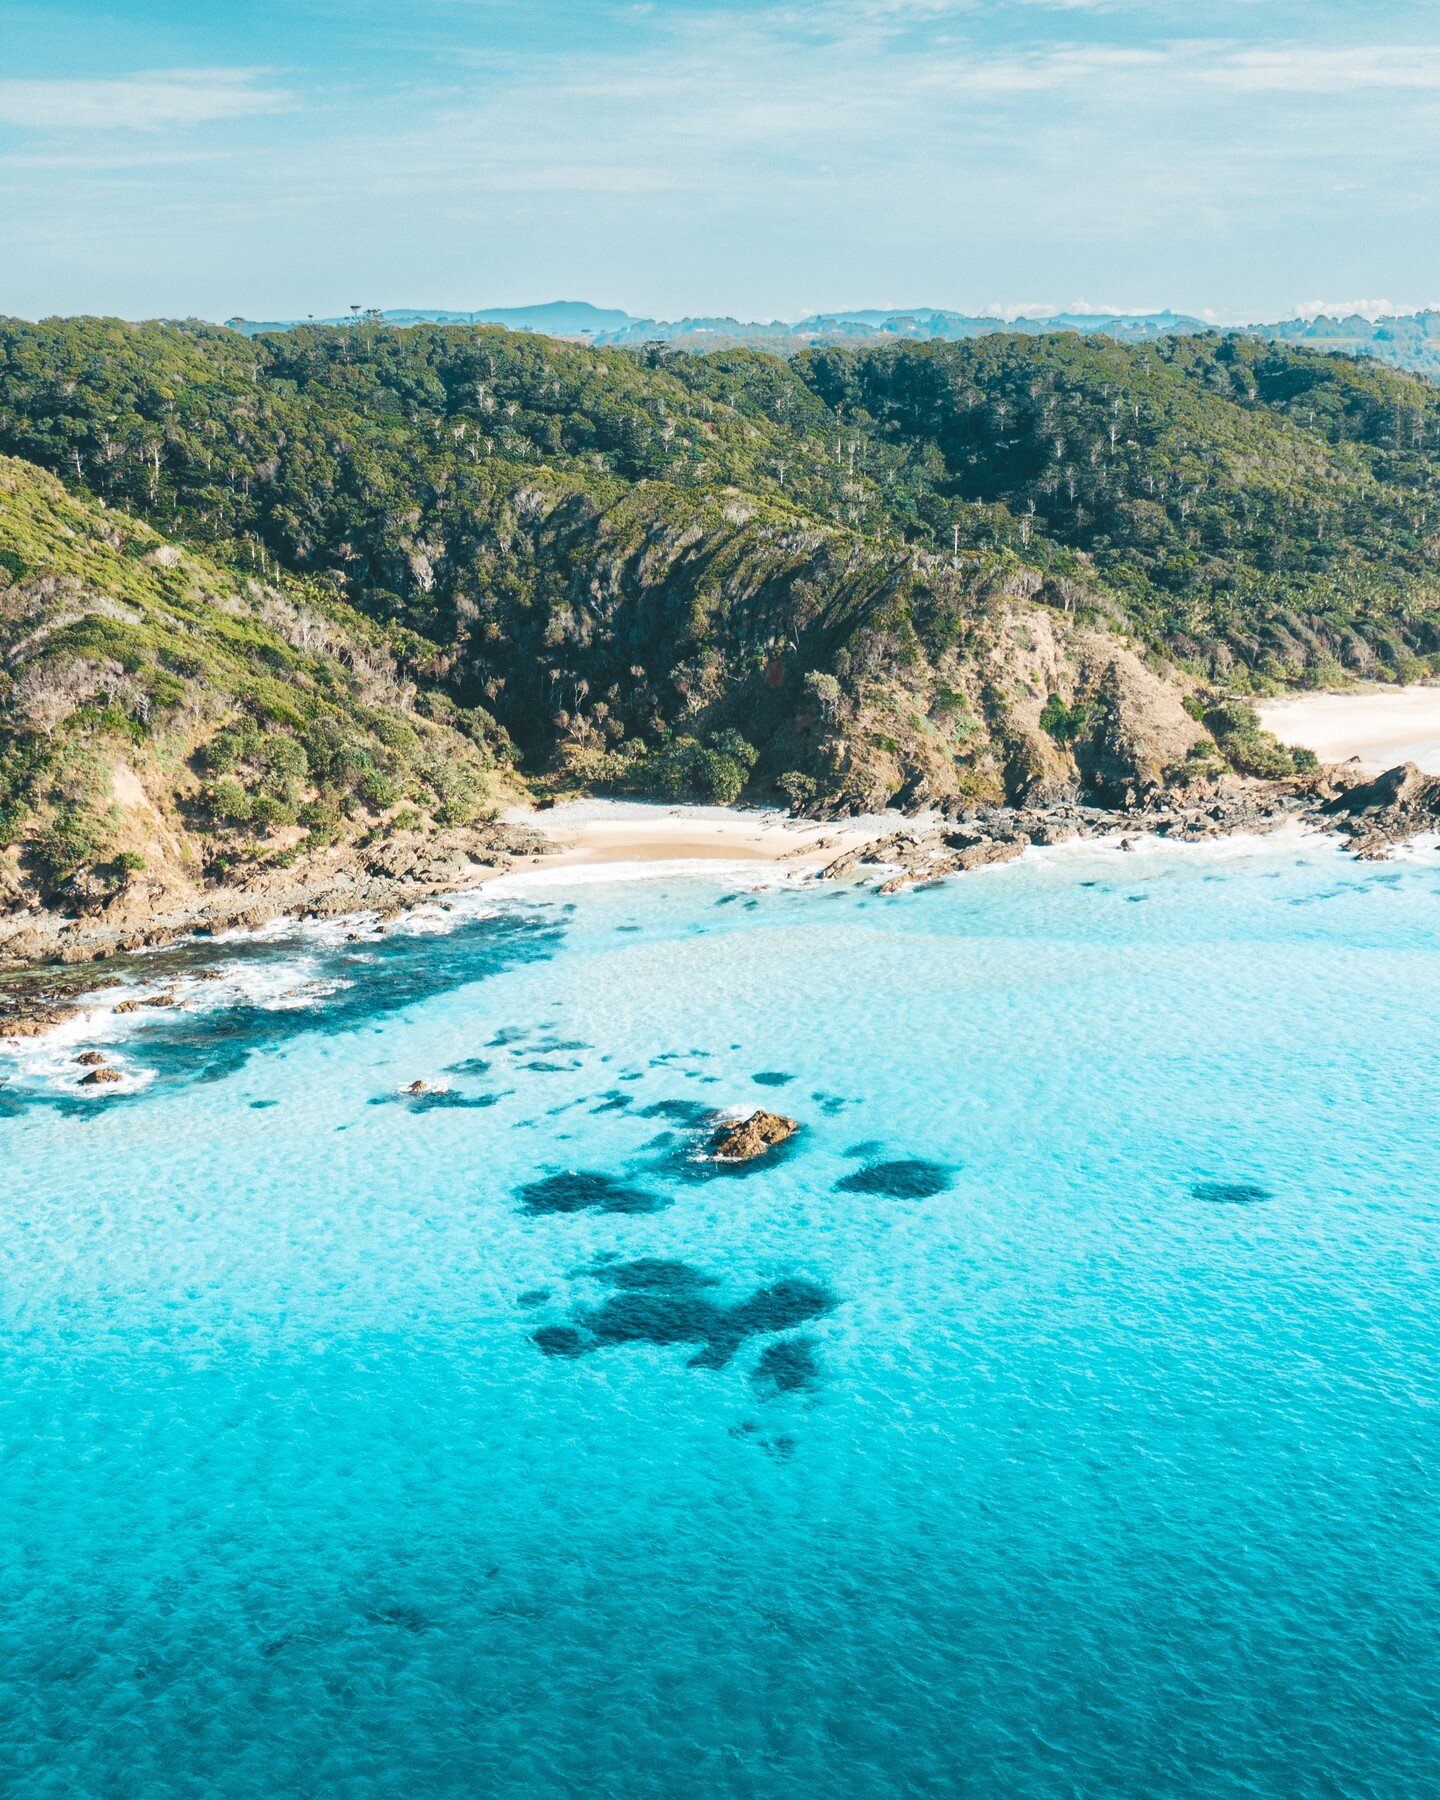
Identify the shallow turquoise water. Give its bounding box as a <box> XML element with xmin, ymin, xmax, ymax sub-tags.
<box><xmin>3</xmin><ymin>837</ymin><xmax>1440</xmax><ymax>1798</ymax></box>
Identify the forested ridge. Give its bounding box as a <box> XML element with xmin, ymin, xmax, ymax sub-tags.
<box><xmin>1</xmin><ymin>315</ymin><xmax>1438</xmax><ymax>839</ymax></box>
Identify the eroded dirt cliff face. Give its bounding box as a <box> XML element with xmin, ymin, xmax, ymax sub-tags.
<box><xmin>744</xmin><ymin>595</ymin><xmax>1214</xmax><ymax>818</ymax></box>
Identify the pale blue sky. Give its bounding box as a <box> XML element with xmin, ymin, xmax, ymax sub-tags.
<box><xmin>3</xmin><ymin>0</ymin><xmax>1440</xmax><ymax>322</ymax></box>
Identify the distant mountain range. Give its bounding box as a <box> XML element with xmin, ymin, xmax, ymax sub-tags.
<box><xmin>225</xmin><ymin>301</ymin><xmax>1440</xmax><ymax>378</ymax></box>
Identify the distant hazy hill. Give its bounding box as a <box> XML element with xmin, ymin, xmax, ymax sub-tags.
<box><xmin>230</xmin><ymin>301</ymin><xmax>635</xmax><ymax>338</ymax></box>
<box><xmin>226</xmin><ymin>303</ymin><xmax>1440</xmax><ymax>378</ymax></box>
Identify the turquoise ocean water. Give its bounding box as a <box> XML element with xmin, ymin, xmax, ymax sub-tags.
<box><xmin>2</xmin><ymin>833</ymin><xmax>1439</xmax><ymax>1798</ymax></box>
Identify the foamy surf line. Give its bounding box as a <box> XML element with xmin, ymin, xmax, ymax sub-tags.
<box><xmin>0</xmin><ymin>878</ymin><xmax>544</xmax><ymax>1085</ymax></box>
<box><xmin>1026</xmin><ymin>819</ymin><xmax>1339</xmax><ymax>866</ymax></box>
<box><xmin>0</xmin><ymin>953</ymin><xmax>350</xmax><ymax>1092</ymax></box>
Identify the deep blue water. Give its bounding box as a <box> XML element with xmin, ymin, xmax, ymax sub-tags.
<box><xmin>3</xmin><ymin>837</ymin><xmax>1439</xmax><ymax>1798</ymax></box>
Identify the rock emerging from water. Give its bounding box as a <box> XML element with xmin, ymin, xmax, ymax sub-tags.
<box><xmin>75</xmin><ymin>1050</ymin><xmax>108</xmax><ymax>1067</ymax></box>
<box><xmin>79</xmin><ymin>1066</ymin><xmax>123</xmax><ymax>1086</ymax></box>
<box><xmin>819</xmin><ymin>828</ymin><xmax>1027</xmax><ymax>895</ymax></box>
<box><xmin>114</xmin><ymin>991</ymin><xmax>179</xmax><ymax>1015</ymax></box>
<box><xmin>710</xmin><ymin>1110</ymin><xmax>798</xmax><ymax>1163</ymax></box>
<box><xmin>1323</xmin><ymin>761</ymin><xmax>1440</xmax><ymax>858</ymax></box>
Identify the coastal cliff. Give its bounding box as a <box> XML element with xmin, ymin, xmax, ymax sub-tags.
<box><xmin>5</xmin><ymin>317</ymin><xmax>1440</xmax><ymax>968</ymax></box>
<box><xmin>0</xmin><ymin>456</ymin><xmax>540</xmax><ymax>965</ymax></box>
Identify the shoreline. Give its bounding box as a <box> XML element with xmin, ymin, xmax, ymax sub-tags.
<box><xmin>4</xmin><ymin>813</ymin><xmax>1436</xmax><ymax>1078</ymax></box>
<box><xmin>0</xmin><ymin>806</ymin><xmax>1369</xmax><ymax>1060</ymax></box>
<box><xmin>0</xmin><ymin>820</ymin><xmax>549</xmax><ymax>987</ymax></box>
<box><xmin>5</xmin><ymin>746</ymin><xmax>1439</xmax><ymax>1049</ymax></box>
<box><xmin>1</xmin><ymin>814</ymin><xmax>1416</xmax><ymax>1085</ymax></box>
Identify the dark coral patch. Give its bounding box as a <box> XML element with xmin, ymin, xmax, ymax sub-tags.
<box><xmin>589</xmin><ymin>1090</ymin><xmax>634</xmax><ymax>1114</ymax></box>
<box><xmin>532</xmin><ymin>1262</ymin><xmax>837</xmax><ymax>1371</ymax></box>
<box><xmin>533</xmin><ymin>1324</ymin><xmax>589</xmax><ymax>1358</ymax></box>
<box><xmin>517</xmin><ymin>1170</ymin><xmax>668</xmax><ymax>1216</ymax></box>
<box><xmin>637</xmin><ymin>1099</ymin><xmax>715</xmax><ymax>1125</ymax></box>
<box><xmin>751</xmin><ymin>1335</ymin><xmax>823</xmax><ymax>1397</ymax></box>
<box><xmin>836</xmin><ymin>1158</ymin><xmax>954</xmax><ymax>1199</ymax></box>
<box><xmin>751</xmin><ymin>1071</ymin><xmax>795</xmax><ymax>1088</ymax></box>
<box><xmin>1192</xmin><ymin>1181</ymin><xmax>1274</xmax><ymax>1205</ymax></box>
<box><xmin>598</xmin><ymin>1258</ymin><xmax>720</xmax><ymax>1294</ymax></box>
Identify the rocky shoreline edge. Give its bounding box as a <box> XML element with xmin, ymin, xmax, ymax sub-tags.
<box><xmin>0</xmin><ymin>820</ymin><xmax>551</xmax><ymax>1040</ymax></box>
<box><xmin>3</xmin><ymin>760</ymin><xmax>1437</xmax><ymax>1046</ymax></box>
<box><xmin>811</xmin><ymin>759</ymin><xmax>1440</xmax><ymax>894</ymax></box>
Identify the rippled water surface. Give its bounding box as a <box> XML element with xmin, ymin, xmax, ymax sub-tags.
<box><xmin>4</xmin><ymin>837</ymin><xmax>1440</xmax><ymax>1798</ymax></box>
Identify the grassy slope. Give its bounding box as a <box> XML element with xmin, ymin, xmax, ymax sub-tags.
<box><xmin>0</xmin><ymin>454</ymin><xmax>510</xmax><ymax>913</ymax></box>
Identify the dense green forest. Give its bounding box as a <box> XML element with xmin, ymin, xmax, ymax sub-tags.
<box><xmin>1</xmin><ymin>315</ymin><xmax>1437</xmax><ymax>822</ymax></box>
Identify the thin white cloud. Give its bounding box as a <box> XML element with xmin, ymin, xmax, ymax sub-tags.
<box><xmin>434</xmin><ymin>163</ymin><xmax>680</xmax><ymax>194</ymax></box>
<box><xmin>986</xmin><ymin>297</ymin><xmax>1176</xmax><ymax>316</ymax></box>
<box><xmin>1292</xmin><ymin>298</ymin><xmax>1399</xmax><ymax>320</ymax></box>
<box><xmin>918</xmin><ymin>39</ymin><xmax>1440</xmax><ymax>99</ymax></box>
<box><xmin>919</xmin><ymin>45</ymin><xmax>1167</xmax><ymax>94</ymax></box>
<box><xmin>1205</xmin><ymin>46</ymin><xmax>1440</xmax><ymax>93</ymax></box>
<box><xmin>0</xmin><ymin>69</ymin><xmax>291</xmax><ymax>133</ymax></box>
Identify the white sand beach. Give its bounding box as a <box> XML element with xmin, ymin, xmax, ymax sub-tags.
<box><xmin>504</xmin><ymin>798</ymin><xmax>889</xmax><ymax>871</ymax></box>
<box><xmin>1257</xmin><ymin>685</ymin><xmax>1440</xmax><ymax>775</ymax></box>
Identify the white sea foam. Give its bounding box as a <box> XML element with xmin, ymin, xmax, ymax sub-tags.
<box><xmin>0</xmin><ymin>954</ymin><xmax>348</xmax><ymax>1092</ymax></box>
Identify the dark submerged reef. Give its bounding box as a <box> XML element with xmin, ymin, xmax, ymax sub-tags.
<box><xmin>751</xmin><ymin>1335</ymin><xmax>824</xmax><ymax>1398</ymax></box>
<box><xmin>836</xmin><ymin>1158</ymin><xmax>955</xmax><ymax>1199</ymax></box>
<box><xmin>532</xmin><ymin>1260</ymin><xmax>838</xmax><ymax>1371</ymax></box>
<box><xmin>516</xmin><ymin>1171</ymin><xmax>669</xmax><ymax>1216</ymax></box>
<box><xmin>1191</xmin><ymin>1181</ymin><xmax>1275</xmax><ymax>1205</ymax></box>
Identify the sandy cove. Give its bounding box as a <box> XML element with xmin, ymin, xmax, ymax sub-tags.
<box><xmin>1258</xmin><ymin>684</ymin><xmax>1440</xmax><ymax>775</ymax></box>
<box><xmin>500</xmin><ymin>800</ymin><xmax>890</xmax><ymax>873</ymax></box>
